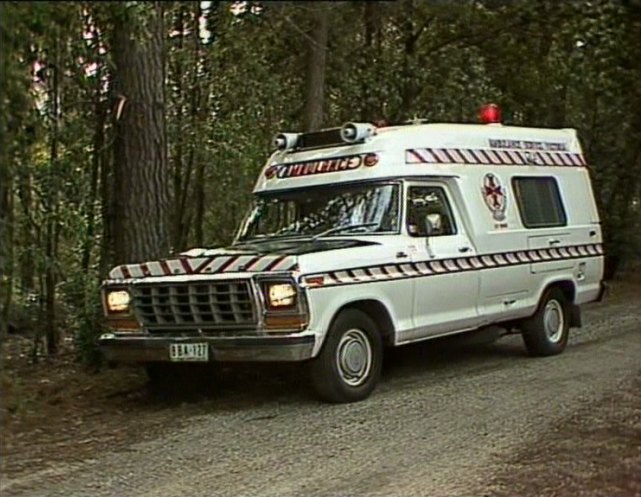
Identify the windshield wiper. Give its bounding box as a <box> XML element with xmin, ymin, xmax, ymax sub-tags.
<box><xmin>311</xmin><ymin>222</ymin><xmax>379</xmax><ymax>241</ymax></box>
<box><xmin>235</xmin><ymin>233</ymin><xmax>311</xmax><ymax>246</ymax></box>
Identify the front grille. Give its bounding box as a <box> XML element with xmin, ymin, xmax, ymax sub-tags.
<box><xmin>132</xmin><ymin>281</ymin><xmax>257</xmax><ymax>330</ymax></box>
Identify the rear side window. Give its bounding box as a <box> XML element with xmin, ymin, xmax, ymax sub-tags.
<box><xmin>512</xmin><ymin>177</ymin><xmax>567</xmax><ymax>228</ymax></box>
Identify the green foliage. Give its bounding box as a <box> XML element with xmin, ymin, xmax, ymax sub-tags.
<box><xmin>67</xmin><ymin>273</ymin><xmax>105</xmax><ymax>368</ymax></box>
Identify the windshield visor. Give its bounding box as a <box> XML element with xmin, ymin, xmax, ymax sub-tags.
<box><xmin>237</xmin><ymin>183</ymin><xmax>400</xmax><ymax>242</ymax></box>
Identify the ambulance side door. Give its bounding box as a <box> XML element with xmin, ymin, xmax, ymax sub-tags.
<box><xmin>402</xmin><ymin>182</ymin><xmax>481</xmax><ymax>342</ymax></box>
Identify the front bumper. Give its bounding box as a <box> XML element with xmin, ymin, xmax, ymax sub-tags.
<box><xmin>99</xmin><ymin>333</ymin><xmax>316</xmax><ymax>363</ymax></box>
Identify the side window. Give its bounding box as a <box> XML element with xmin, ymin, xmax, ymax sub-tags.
<box><xmin>512</xmin><ymin>177</ymin><xmax>567</xmax><ymax>228</ymax></box>
<box><xmin>406</xmin><ymin>186</ymin><xmax>457</xmax><ymax>237</ymax></box>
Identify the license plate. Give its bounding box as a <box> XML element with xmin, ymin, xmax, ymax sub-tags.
<box><xmin>169</xmin><ymin>343</ymin><xmax>209</xmax><ymax>362</ymax></box>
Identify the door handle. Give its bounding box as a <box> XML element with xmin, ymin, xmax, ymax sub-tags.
<box><xmin>589</xmin><ymin>230</ymin><xmax>597</xmax><ymax>237</ymax></box>
<box><xmin>503</xmin><ymin>299</ymin><xmax>516</xmax><ymax>306</ymax></box>
<box><xmin>548</xmin><ymin>239</ymin><xmax>561</xmax><ymax>246</ymax></box>
<box><xmin>396</xmin><ymin>251</ymin><xmax>409</xmax><ymax>259</ymax></box>
<box><xmin>458</xmin><ymin>246</ymin><xmax>471</xmax><ymax>253</ymax></box>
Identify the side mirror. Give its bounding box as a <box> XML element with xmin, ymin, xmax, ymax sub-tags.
<box><xmin>424</xmin><ymin>217</ymin><xmax>434</xmax><ymax>237</ymax></box>
<box><xmin>424</xmin><ymin>213</ymin><xmax>442</xmax><ymax>236</ymax></box>
<box><xmin>423</xmin><ymin>215</ymin><xmax>437</xmax><ymax>259</ymax></box>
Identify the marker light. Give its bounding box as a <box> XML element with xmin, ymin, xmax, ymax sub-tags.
<box><xmin>340</xmin><ymin>122</ymin><xmax>376</xmax><ymax>143</ymax></box>
<box><xmin>479</xmin><ymin>104</ymin><xmax>502</xmax><ymax>124</ymax></box>
<box><xmin>273</xmin><ymin>133</ymin><xmax>300</xmax><ymax>151</ymax></box>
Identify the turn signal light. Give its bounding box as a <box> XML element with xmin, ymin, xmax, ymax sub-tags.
<box><xmin>105</xmin><ymin>318</ymin><xmax>140</xmax><ymax>332</ymax></box>
<box><xmin>264</xmin><ymin>314</ymin><xmax>309</xmax><ymax>331</ymax></box>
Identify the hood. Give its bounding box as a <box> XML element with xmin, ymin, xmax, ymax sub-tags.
<box><xmin>107</xmin><ymin>238</ymin><xmax>378</xmax><ymax>280</ymax></box>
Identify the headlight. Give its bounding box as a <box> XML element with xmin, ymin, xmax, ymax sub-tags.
<box><xmin>106</xmin><ymin>290</ymin><xmax>131</xmax><ymax>313</ymax></box>
<box><xmin>266</xmin><ymin>283</ymin><xmax>297</xmax><ymax>308</ymax></box>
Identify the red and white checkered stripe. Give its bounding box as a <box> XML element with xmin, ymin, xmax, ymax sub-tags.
<box><xmin>301</xmin><ymin>243</ymin><xmax>603</xmax><ymax>288</ymax></box>
<box><xmin>405</xmin><ymin>148</ymin><xmax>587</xmax><ymax>167</ymax></box>
<box><xmin>109</xmin><ymin>254</ymin><xmax>299</xmax><ymax>280</ymax></box>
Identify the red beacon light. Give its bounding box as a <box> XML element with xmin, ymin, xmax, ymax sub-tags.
<box><xmin>479</xmin><ymin>103</ymin><xmax>502</xmax><ymax>125</ymax></box>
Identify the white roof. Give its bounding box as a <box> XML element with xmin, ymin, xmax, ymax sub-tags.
<box><xmin>254</xmin><ymin>122</ymin><xmax>586</xmax><ymax>193</ymax></box>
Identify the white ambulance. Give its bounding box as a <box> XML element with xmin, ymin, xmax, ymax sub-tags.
<box><xmin>100</xmin><ymin>106</ymin><xmax>606</xmax><ymax>403</ymax></box>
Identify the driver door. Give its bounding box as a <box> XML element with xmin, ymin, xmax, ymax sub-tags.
<box><xmin>403</xmin><ymin>182</ymin><xmax>481</xmax><ymax>342</ymax></box>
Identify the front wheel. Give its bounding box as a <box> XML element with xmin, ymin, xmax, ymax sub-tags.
<box><xmin>310</xmin><ymin>309</ymin><xmax>383</xmax><ymax>403</ymax></box>
<box><xmin>521</xmin><ymin>287</ymin><xmax>570</xmax><ymax>357</ymax></box>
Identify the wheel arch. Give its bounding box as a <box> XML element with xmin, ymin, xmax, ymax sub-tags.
<box><xmin>535</xmin><ymin>278</ymin><xmax>580</xmax><ymax>327</ymax></box>
<box><xmin>554</xmin><ymin>279</ymin><xmax>576</xmax><ymax>304</ymax></box>
<box><xmin>332</xmin><ymin>299</ymin><xmax>396</xmax><ymax>346</ymax></box>
<box><xmin>535</xmin><ymin>278</ymin><xmax>576</xmax><ymax>306</ymax></box>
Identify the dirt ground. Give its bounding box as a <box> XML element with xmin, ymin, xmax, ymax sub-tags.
<box><xmin>1</xmin><ymin>275</ymin><xmax>639</xmax><ymax>495</ymax></box>
<box><xmin>488</xmin><ymin>373</ymin><xmax>641</xmax><ymax>497</ymax></box>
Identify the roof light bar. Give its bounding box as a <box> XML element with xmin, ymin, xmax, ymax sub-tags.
<box><xmin>340</xmin><ymin>122</ymin><xmax>376</xmax><ymax>144</ymax></box>
<box><xmin>273</xmin><ymin>133</ymin><xmax>300</xmax><ymax>151</ymax></box>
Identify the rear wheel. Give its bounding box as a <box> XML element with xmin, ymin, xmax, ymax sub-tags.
<box><xmin>521</xmin><ymin>287</ymin><xmax>570</xmax><ymax>356</ymax></box>
<box><xmin>310</xmin><ymin>309</ymin><xmax>383</xmax><ymax>403</ymax></box>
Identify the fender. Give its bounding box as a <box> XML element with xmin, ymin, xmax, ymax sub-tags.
<box><xmin>304</xmin><ymin>281</ymin><xmax>411</xmax><ymax>356</ymax></box>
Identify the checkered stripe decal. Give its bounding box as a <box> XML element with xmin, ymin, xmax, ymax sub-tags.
<box><xmin>109</xmin><ymin>254</ymin><xmax>299</xmax><ymax>280</ymax></box>
<box><xmin>405</xmin><ymin>148</ymin><xmax>587</xmax><ymax>167</ymax></box>
<box><xmin>301</xmin><ymin>243</ymin><xmax>603</xmax><ymax>288</ymax></box>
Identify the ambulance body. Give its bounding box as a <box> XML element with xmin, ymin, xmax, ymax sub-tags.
<box><xmin>100</xmin><ymin>115</ymin><xmax>606</xmax><ymax>403</ymax></box>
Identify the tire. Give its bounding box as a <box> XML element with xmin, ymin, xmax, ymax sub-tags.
<box><xmin>310</xmin><ymin>309</ymin><xmax>383</xmax><ymax>403</ymax></box>
<box><xmin>521</xmin><ymin>287</ymin><xmax>570</xmax><ymax>357</ymax></box>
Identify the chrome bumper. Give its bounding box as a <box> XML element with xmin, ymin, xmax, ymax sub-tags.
<box><xmin>99</xmin><ymin>333</ymin><xmax>316</xmax><ymax>363</ymax></box>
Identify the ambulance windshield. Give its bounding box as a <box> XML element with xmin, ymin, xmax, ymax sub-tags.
<box><xmin>236</xmin><ymin>182</ymin><xmax>400</xmax><ymax>242</ymax></box>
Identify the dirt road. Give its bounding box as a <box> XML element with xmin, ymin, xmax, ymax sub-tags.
<box><xmin>2</xmin><ymin>284</ymin><xmax>639</xmax><ymax>496</ymax></box>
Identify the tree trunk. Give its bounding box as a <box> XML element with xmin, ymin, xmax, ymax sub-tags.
<box><xmin>398</xmin><ymin>0</ymin><xmax>420</xmax><ymax>121</ymax></box>
<box><xmin>45</xmin><ymin>36</ymin><xmax>60</xmax><ymax>356</ymax></box>
<box><xmin>194</xmin><ymin>149</ymin><xmax>204</xmax><ymax>247</ymax></box>
<box><xmin>303</xmin><ymin>5</ymin><xmax>329</xmax><ymax>132</ymax></box>
<box><xmin>0</xmin><ymin>3</ymin><xmax>9</xmax><ymax>339</ymax></box>
<box><xmin>359</xmin><ymin>2</ymin><xmax>379</xmax><ymax>122</ymax></box>
<box><xmin>111</xmin><ymin>3</ymin><xmax>171</xmax><ymax>264</ymax></box>
<box><xmin>0</xmin><ymin>174</ymin><xmax>13</xmax><ymax>339</ymax></box>
<box><xmin>171</xmin><ymin>5</ymin><xmax>186</xmax><ymax>251</ymax></box>
<box><xmin>193</xmin><ymin>2</ymin><xmax>205</xmax><ymax>247</ymax></box>
<box><xmin>81</xmin><ymin>64</ymin><xmax>106</xmax><ymax>275</ymax></box>
<box><xmin>99</xmin><ymin>117</ymin><xmax>115</xmax><ymax>276</ymax></box>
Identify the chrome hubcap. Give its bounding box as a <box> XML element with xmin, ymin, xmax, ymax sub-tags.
<box><xmin>336</xmin><ymin>329</ymin><xmax>372</xmax><ymax>387</ymax></box>
<box><xmin>544</xmin><ymin>300</ymin><xmax>564</xmax><ymax>343</ymax></box>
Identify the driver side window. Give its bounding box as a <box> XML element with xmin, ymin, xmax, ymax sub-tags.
<box><xmin>406</xmin><ymin>186</ymin><xmax>457</xmax><ymax>237</ymax></box>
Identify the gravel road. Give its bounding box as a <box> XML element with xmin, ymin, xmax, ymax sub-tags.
<box><xmin>2</xmin><ymin>293</ymin><xmax>639</xmax><ymax>497</ymax></box>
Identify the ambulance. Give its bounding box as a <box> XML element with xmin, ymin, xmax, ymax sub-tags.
<box><xmin>100</xmin><ymin>105</ymin><xmax>606</xmax><ymax>403</ymax></box>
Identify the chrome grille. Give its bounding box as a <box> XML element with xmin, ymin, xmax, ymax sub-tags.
<box><xmin>132</xmin><ymin>281</ymin><xmax>257</xmax><ymax>330</ymax></box>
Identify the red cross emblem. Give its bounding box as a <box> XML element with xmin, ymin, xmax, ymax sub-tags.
<box><xmin>482</xmin><ymin>173</ymin><xmax>507</xmax><ymax>221</ymax></box>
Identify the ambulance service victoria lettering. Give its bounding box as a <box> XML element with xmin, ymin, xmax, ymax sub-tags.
<box><xmin>488</xmin><ymin>139</ymin><xmax>569</xmax><ymax>151</ymax></box>
<box><xmin>265</xmin><ymin>153</ymin><xmax>379</xmax><ymax>180</ymax></box>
